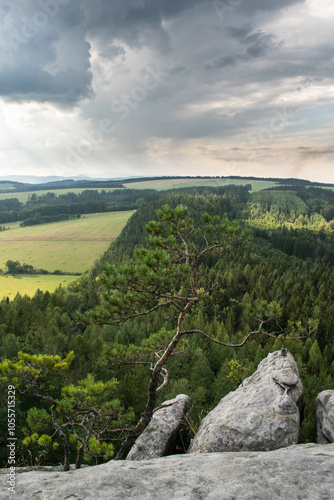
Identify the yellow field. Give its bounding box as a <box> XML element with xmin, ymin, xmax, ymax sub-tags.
<box><xmin>0</xmin><ymin>183</ymin><xmax>16</xmax><ymax>191</ymax></box>
<box><xmin>0</xmin><ymin>211</ymin><xmax>134</xmax><ymax>297</ymax></box>
<box><xmin>0</xmin><ymin>211</ymin><xmax>134</xmax><ymax>273</ymax></box>
<box><xmin>0</xmin><ymin>187</ymin><xmax>118</xmax><ymax>204</ymax></box>
<box><xmin>0</xmin><ymin>240</ymin><xmax>109</xmax><ymax>274</ymax></box>
<box><xmin>124</xmin><ymin>178</ymin><xmax>280</xmax><ymax>191</ymax></box>
<box><xmin>0</xmin><ymin>275</ymin><xmax>79</xmax><ymax>299</ymax></box>
<box><xmin>1</xmin><ymin>211</ymin><xmax>133</xmax><ymax>241</ymax></box>
<box><xmin>0</xmin><ymin>178</ymin><xmax>281</xmax><ymax>204</ymax></box>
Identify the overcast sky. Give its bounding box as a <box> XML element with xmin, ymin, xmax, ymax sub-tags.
<box><xmin>0</xmin><ymin>0</ymin><xmax>333</xmax><ymax>182</ymax></box>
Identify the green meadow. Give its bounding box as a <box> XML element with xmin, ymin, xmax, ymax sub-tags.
<box><xmin>0</xmin><ymin>274</ymin><xmax>78</xmax><ymax>298</ymax></box>
<box><xmin>0</xmin><ymin>183</ymin><xmax>16</xmax><ymax>191</ymax></box>
<box><xmin>124</xmin><ymin>177</ymin><xmax>280</xmax><ymax>191</ymax></box>
<box><xmin>0</xmin><ymin>178</ymin><xmax>280</xmax><ymax>203</ymax></box>
<box><xmin>0</xmin><ymin>187</ymin><xmax>118</xmax><ymax>204</ymax></box>
<box><xmin>0</xmin><ymin>211</ymin><xmax>134</xmax><ymax>297</ymax></box>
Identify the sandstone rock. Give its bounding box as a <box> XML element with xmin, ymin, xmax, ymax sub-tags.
<box><xmin>127</xmin><ymin>394</ymin><xmax>191</xmax><ymax>460</ymax></box>
<box><xmin>316</xmin><ymin>390</ymin><xmax>334</xmax><ymax>444</ymax></box>
<box><xmin>189</xmin><ymin>350</ymin><xmax>304</xmax><ymax>453</ymax></box>
<box><xmin>1</xmin><ymin>444</ymin><xmax>333</xmax><ymax>499</ymax></box>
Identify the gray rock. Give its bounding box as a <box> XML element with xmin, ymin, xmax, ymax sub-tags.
<box><xmin>1</xmin><ymin>444</ymin><xmax>333</xmax><ymax>499</ymax></box>
<box><xmin>316</xmin><ymin>390</ymin><xmax>334</xmax><ymax>444</ymax></box>
<box><xmin>127</xmin><ymin>394</ymin><xmax>191</xmax><ymax>460</ymax></box>
<box><xmin>189</xmin><ymin>350</ymin><xmax>304</xmax><ymax>453</ymax></box>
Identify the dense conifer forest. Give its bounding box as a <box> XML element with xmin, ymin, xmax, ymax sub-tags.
<box><xmin>1</xmin><ymin>184</ymin><xmax>334</xmax><ymax>467</ymax></box>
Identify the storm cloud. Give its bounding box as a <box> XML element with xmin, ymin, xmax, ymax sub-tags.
<box><xmin>0</xmin><ymin>0</ymin><xmax>333</xmax><ymax>182</ymax></box>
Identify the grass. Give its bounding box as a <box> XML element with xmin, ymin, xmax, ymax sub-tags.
<box><xmin>0</xmin><ymin>211</ymin><xmax>134</xmax><ymax>297</ymax></box>
<box><xmin>0</xmin><ymin>178</ymin><xmax>333</xmax><ymax>205</ymax></box>
<box><xmin>0</xmin><ymin>183</ymin><xmax>16</xmax><ymax>191</ymax></box>
<box><xmin>0</xmin><ymin>178</ymin><xmax>281</xmax><ymax>203</ymax></box>
<box><xmin>124</xmin><ymin>178</ymin><xmax>280</xmax><ymax>191</ymax></box>
<box><xmin>1</xmin><ymin>211</ymin><xmax>133</xmax><ymax>241</ymax></box>
<box><xmin>0</xmin><ymin>211</ymin><xmax>134</xmax><ymax>273</ymax></box>
<box><xmin>0</xmin><ymin>275</ymin><xmax>79</xmax><ymax>298</ymax></box>
<box><xmin>0</xmin><ymin>187</ymin><xmax>118</xmax><ymax>204</ymax></box>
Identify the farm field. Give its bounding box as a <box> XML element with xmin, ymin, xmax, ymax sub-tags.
<box><xmin>1</xmin><ymin>210</ymin><xmax>134</xmax><ymax>241</ymax></box>
<box><xmin>0</xmin><ymin>275</ymin><xmax>78</xmax><ymax>299</ymax></box>
<box><xmin>2</xmin><ymin>178</ymin><xmax>333</xmax><ymax>205</ymax></box>
<box><xmin>124</xmin><ymin>178</ymin><xmax>280</xmax><ymax>191</ymax></box>
<box><xmin>0</xmin><ymin>187</ymin><xmax>119</xmax><ymax>203</ymax></box>
<box><xmin>0</xmin><ymin>178</ymin><xmax>333</xmax><ymax>205</ymax></box>
<box><xmin>0</xmin><ymin>178</ymin><xmax>280</xmax><ymax>203</ymax></box>
<box><xmin>0</xmin><ymin>183</ymin><xmax>16</xmax><ymax>191</ymax></box>
<box><xmin>0</xmin><ymin>210</ymin><xmax>134</xmax><ymax>297</ymax></box>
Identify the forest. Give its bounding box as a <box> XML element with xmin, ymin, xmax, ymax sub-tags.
<box><xmin>0</xmin><ymin>184</ymin><xmax>333</xmax><ymax>468</ymax></box>
<box><xmin>0</xmin><ymin>188</ymin><xmax>160</xmax><ymax>225</ymax></box>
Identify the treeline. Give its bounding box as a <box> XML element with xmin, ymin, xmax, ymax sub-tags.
<box><xmin>0</xmin><ymin>189</ymin><xmax>161</xmax><ymax>225</ymax></box>
<box><xmin>26</xmin><ymin>188</ymin><xmax>158</xmax><ymax>208</ymax></box>
<box><xmin>2</xmin><ymin>260</ymin><xmax>80</xmax><ymax>276</ymax></box>
<box><xmin>14</xmin><ymin>180</ymin><xmax>125</xmax><ymax>192</ymax></box>
<box><xmin>20</xmin><ymin>213</ymin><xmax>80</xmax><ymax>227</ymax></box>
<box><xmin>248</xmin><ymin>186</ymin><xmax>334</xmax><ymax>222</ymax></box>
<box><xmin>0</xmin><ymin>185</ymin><xmax>333</xmax><ymax>467</ymax></box>
<box><xmin>0</xmin><ymin>185</ymin><xmax>248</xmax><ymax>226</ymax></box>
<box><xmin>120</xmin><ymin>175</ymin><xmax>334</xmax><ymax>187</ymax></box>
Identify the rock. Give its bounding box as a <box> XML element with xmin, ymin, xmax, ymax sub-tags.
<box><xmin>127</xmin><ymin>394</ymin><xmax>191</xmax><ymax>460</ymax></box>
<box><xmin>1</xmin><ymin>444</ymin><xmax>333</xmax><ymax>499</ymax></box>
<box><xmin>316</xmin><ymin>390</ymin><xmax>334</xmax><ymax>444</ymax></box>
<box><xmin>189</xmin><ymin>350</ymin><xmax>304</xmax><ymax>453</ymax></box>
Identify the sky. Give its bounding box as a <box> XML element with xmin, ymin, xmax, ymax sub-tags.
<box><xmin>0</xmin><ymin>0</ymin><xmax>334</xmax><ymax>183</ymax></box>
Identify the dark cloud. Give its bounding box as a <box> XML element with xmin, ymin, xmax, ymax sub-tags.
<box><xmin>0</xmin><ymin>61</ymin><xmax>93</xmax><ymax>105</ymax></box>
<box><xmin>82</xmin><ymin>0</ymin><xmax>305</xmax><ymax>50</ymax></box>
<box><xmin>0</xmin><ymin>0</ymin><xmax>328</xmax><ymax>157</ymax></box>
<box><xmin>300</xmin><ymin>147</ymin><xmax>334</xmax><ymax>159</ymax></box>
<box><xmin>238</xmin><ymin>0</ymin><xmax>306</xmax><ymax>14</ymax></box>
<box><xmin>227</xmin><ymin>24</ymin><xmax>254</xmax><ymax>40</ymax></box>
<box><xmin>0</xmin><ymin>0</ymin><xmax>92</xmax><ymax>104</ymax></box>
<box><xmin>205</xmin><ymin>55</ymin><xmax>240</xmax><ymax>69</ymax></box>
<box><xmin>205</xmin><ymin>29</ymin><xmax>279</xmax><ymax>69</ymax></box>
<box><xmin>0</xmin><ymin>0</ymin><xmax>308</xmax><ymax>107</ymax></box>
<box><xmin>245</xmin><ymin>31</ymin><xmax>277</xmax><ymax>57</ymax></box>
<box><xmin>81</xmin><ymin>0</ymin><xmax>210</xmax><ymax>52</ymax></box>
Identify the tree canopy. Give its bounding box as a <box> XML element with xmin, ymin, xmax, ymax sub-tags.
<box><xmin>84</xmin><ymin>204</ymin><xmax>313</xmax><ymax>459</ymax></box>
<box><xmin>0</xmin><ymin>186</ymin><xmax>333</xmax><ymax>468</ymax></box>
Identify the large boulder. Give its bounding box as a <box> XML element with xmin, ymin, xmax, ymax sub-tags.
<box><xmin>189</xmin><ymin>349</ymin><xmax>304</xmax><ymax>453</ymax></box>
<box><xmin>126</xmin><ymin>394</ymin><xmax>191</xmax><ymax>460</ymax></box>
<box><xmin>1</xmin><ymin>444</ymin><xmax>333</xmax><ymax>499</ymax></box>
<box><xmin>316</xmin><ymin>390</ymin><xmax>334</xmax><ymax>444</ymax></box>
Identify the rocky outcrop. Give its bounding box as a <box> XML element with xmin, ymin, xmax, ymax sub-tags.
<box><xmin>189</xmin><ymin>350</ymin><xmax>304</xmax><ymax>453</ymax></box>
<box><xmin>316</xmin><ymin>390</ymin><xmax>334</xmax><ymax>444</ymax></box>
<box><xmin>127</xmin><ymin>394</ymin><xmax>191</xmax><ymax>460</ymax></box>
<box><xmin>1</xmin><ymin>444</ymin><xmax>333</xmax><ymax>499</ymax></box>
